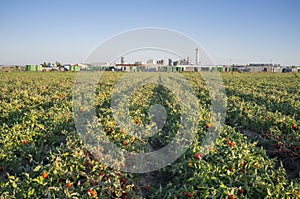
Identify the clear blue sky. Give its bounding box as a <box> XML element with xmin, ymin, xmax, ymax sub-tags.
<box><xmin>1</xmin><ymin>0</ymin><xmax>300</xmax><ymax>65</ymax></box>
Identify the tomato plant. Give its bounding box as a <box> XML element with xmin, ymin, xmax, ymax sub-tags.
<box><xmin>0</xmin><ymin>72</ymin><xmax>299</xmax><ymax>198</ymax></box>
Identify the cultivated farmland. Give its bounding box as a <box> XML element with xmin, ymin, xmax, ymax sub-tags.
<box><xmin>0</xmin><ymin>72</ymin><xmax>299</xmax><ymax>198</ymax></box>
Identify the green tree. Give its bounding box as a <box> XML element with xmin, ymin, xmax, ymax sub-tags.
<box><xmin>56</xmin><ymin>61</ymin><xmax>62</xmax><ymax>68</ymax></box>
<box><xmin>41</xmin><ymin>62</ymin><xmax>47</xmax><ymax>67</ymax></box>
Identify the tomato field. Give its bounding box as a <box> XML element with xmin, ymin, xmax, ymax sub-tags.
<box><xmin>0</xmin><ymin>72</ymin><xmax>299</xmax><ymax>198</ymax></box>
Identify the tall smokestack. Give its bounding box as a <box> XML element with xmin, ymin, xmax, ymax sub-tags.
<box><xmin>195</xmin><ymin>48</ymin><xmax>199</xmax><ymax>65</ymax></box>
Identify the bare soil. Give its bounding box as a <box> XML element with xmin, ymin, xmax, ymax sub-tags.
<box><xmin>241</xmin><ymin>129</ymin><xmax>300</xmax><ymax>180</ymax></box>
